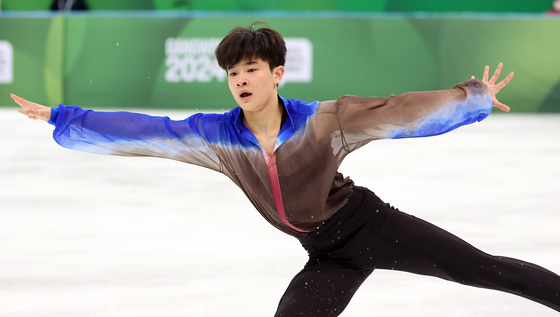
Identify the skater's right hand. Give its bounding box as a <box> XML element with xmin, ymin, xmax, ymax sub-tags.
<box><xmin>11</xmin><ymin>94</ymin><xmax>51</xmax><ymax>122</ymax></box>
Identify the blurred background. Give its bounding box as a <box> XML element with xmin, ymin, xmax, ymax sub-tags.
<box><xmin>0</xmin><ymin>0</ymin><xmax>559</xmax><ymax>111</ymax></box>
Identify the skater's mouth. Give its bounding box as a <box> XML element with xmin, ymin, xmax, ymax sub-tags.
<box><xmin>240</xmin><ymin>91</ymin><xmax>252</xmax><ymax>98</ymax></box>
<box><xmin>239</xmin><ymin>91</ymin><xmax>252</xmax><ymax>98</ymax></box>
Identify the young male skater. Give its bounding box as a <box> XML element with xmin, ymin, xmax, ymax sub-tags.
<box><xmin>12</xmin><ymin>23</ymin><xmax>560</xmax><ymax>316</ymax></box>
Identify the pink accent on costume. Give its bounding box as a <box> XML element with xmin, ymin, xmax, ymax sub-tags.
<box><xmin>265</xmin><ymin>152</ymin><xmax>311</xmax><ymax>233</ymax></box>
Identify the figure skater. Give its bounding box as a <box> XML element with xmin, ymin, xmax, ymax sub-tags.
<box><xmin>12</xmin><ymin>23</ymin><xmax>560</xmax><ymax>316</ymax></box>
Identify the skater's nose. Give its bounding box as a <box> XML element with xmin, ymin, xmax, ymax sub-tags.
<box><xmin>237</xmin><ymin>77</ymin><xmax>248</xmax><ymax>86</ymax></box>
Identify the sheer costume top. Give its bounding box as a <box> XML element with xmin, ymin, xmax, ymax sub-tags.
<box><xmin>48</xmin><ymin>79</ymin><xmax>492</xmax><ymax>237</ymax></box>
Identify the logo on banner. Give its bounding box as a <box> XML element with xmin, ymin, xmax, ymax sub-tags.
<box><xmin>164</xmin><ymin>37</ymin><xmax>313</xmax><ymax>86</ymax></box>
<box><xmin>281</xmin><ymin>38</ymin><xmax>313</xmax><ymax>87</ymax></box>
<box><xmin>0</xmin><ymin>40</ymin><xmax>14</xmax><ymax>84</ymax></box>
<box><xmin>165</xmin><ymin>37</ymin><xmax>225</xmax><ymax>83</ymax></box>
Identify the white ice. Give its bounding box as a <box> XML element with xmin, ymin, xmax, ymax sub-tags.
<box><xmin>1</xmin><ymin>108</ymin><xmax>559</xmax><ymax>317</ymax></box>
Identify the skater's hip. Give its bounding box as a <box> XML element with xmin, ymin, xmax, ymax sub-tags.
<box><xmin>298</xmin><ymin>186</ymin><xmax>392</xmax><ymax>256</ymax></box>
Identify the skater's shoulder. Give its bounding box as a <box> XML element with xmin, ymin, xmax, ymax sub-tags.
<box><xmin>189</xmin><ymin>108</ymin><xmax>240</xmax><ymax>125</ymax></box>
<box><xmin>280</xmin><ymin>95</ymin><xmax>319</xmax><ymax>115</ymax></box>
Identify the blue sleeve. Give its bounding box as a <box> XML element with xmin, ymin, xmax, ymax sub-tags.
<box><xmin>48</xmin><ymin>107</ymin><xmax>59</xmax><ymax>125</ymax></box>
<box><xmin>50</xmin><ymin>104</ymin><xmax>221</xmax><ymax>171</ymax></box>
<box><xmin>387</xmin><ymin>84</ymin><xmax>493</xmax><ymax>139</ymax></box>
<box><xmin>326</xmin><ymin>79</ymin><xmax>495</xmax><ymax>154</ymax></box>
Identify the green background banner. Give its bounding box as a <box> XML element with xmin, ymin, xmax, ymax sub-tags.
<box><xmin>1</xmin><ymin>13</ymin><xmax>559</xmax><ymax>112</ymax></box>
<box><xmin>1</xmin><ymin>0</ymin><xmax>556</xmax><ymax>12</ymax></box>
<box><xmin>0</xmin><ymin>16</ymin><xmax>64</xmax><ymax>107</ymax></box>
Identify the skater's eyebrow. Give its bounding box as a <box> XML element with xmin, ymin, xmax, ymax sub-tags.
<box><xmin>227</xmin><ymin>60</ymin><xmax>258</xmax><ymax>70</ymax></box>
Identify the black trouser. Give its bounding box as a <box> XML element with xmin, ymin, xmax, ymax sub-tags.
<box><xmin>275</xmin><ymin>186</ymin><xmax>560</xmax><ymax>316</ymax></box>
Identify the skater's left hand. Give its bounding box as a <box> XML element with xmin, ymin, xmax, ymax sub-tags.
<box><xmin>472</xmin><ymin>63</ymin><xmax>514</xmax><ymax>112</ymax></box>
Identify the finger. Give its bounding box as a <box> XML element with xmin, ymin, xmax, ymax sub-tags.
<box><xmin>496</xmin><ymin>103</ymin><xmax>510</xmax><ymax>112</ymax></box>
<box><xmin>493</xmin><ymin>99</ymin><xmax>511</xmax><ymax>112</ymax></box>
<box><xmin>10</xmin><ymin>94</ymin><xmax>31</xmax><ymax>109</ymax></box>
<box><xmin>11</xmin><ymin>94</ymin><xmax>45</xmax><ymax>113</ymax></box>
<box><xmin>482</xmin><ymin>65</ymin><xmax>490</xmax><ymax>82</ymax></box>
<box><xmin>16</xmin><ymin>108</ymin><xmax>35</xmax><ymax>120</ymax></box>
<box><xmin>10</xmin><ymin>93</ymin><xmax>25</xmax><ymax>103</ymax></box>
<box><xmin>489</xmin><ymin>63</ymin><xmax>503</xmax><ymax>84</ymax></box>
<box><xmin>17</xmin><ymin>108</ymin><xmax>32</xmax><ymax>116</ymax></box>
<box><xmin>471</xmin><ymin>75</ymin><xmax>476</xmax><ymax>79</ymax></box>
<box><xmin>10</xmin><ymin>94</ymin><xmax>25</xmax><ymax>108</ymax></box>
<box><xmin>496</xmin><ymin>71</ymin><xmax>514</xmax><ymax>89</ymax></box>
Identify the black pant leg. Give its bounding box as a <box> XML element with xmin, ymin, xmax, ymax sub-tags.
<box><xmin>345</xmin><ymin>208</ymin><xmax>560</xmax><ymax>312</ymax></box>
<box><xmin>283</xmin><ymin>187</ymin><xmax>560</xmax><ymax>315</ymax></box>
<box><xmin>274</xmin><ymin>261</ymin><xmax>373</xmax><ymax>317</ymax></box>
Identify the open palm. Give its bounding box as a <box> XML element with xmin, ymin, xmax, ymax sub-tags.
<box><xmin>472</xmin><ymin>63</ymin><xmax>514</xmax><ymax>112</ymax></box>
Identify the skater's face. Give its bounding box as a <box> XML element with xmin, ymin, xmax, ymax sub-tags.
<box><xmin>227</xmin><ymin>58</ymin><xmax>284</xmax><ymax>113</ymax></box>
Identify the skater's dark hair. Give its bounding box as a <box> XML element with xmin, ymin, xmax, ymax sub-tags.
<box><xmin>215</xmin><ymin>22</ymin><xmax>286</xmax><ymax>71</ymax></box>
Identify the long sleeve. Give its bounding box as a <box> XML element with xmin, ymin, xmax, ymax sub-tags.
<box><xmin>321</xmin><ymin>79</ymin><xmax>493</xmax><ymax>153</ymax></box>
<box><xmin>49</xmin><ymin>104</ymin><xmax>221</xmax><ymax>171</ymax></box>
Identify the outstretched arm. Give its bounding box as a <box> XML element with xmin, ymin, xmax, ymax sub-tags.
<box><xmin>10</xmin><ymin>95</ymin><xmax>222</xmax><ymax>171</ymax></box>
<box><xmin>11</xmin><ymin>94</ymin><xmax>51</xmax><ymax>121</ymax></box>
<box><xmin>320</xmin><ymin>64</ymin><xmax>515</xmax><ymax>152</ymax></box>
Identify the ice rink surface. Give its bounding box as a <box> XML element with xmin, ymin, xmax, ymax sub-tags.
<box><xmin>1</xmin><ymin>108</ymin><xmax>559</xmax><ymax>317</ymax></box>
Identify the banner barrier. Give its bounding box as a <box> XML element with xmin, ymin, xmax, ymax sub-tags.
<box><xmin>1</xmin><ymin>0</ymin><xmax>555</xmax><ymax>13</ymax></box>
<box><xmin>1</xmin><ymin>13</ymin><xmax>559</xmax><ymax>112</ymax></box>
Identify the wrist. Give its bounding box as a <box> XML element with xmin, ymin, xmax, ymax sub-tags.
<box><xmin>46</xmin><ymin>107</ymin><xmax>57</xmax><ymax>124</ymax></box>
